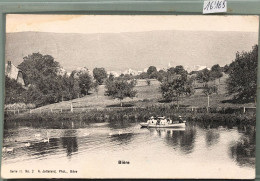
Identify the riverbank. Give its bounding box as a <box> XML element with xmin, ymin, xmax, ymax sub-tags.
<box><xmin>4</xmin><ymin>105</ymin><xmax>256</xmax><ymax>129</ymax></box>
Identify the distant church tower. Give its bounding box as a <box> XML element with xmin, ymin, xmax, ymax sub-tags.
<box><xmin>168</xmin><ymin>61</ymin><xmax>174</xmax><ymax>68</ymax></box>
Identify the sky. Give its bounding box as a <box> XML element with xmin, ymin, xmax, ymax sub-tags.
<box><xmin>7</xmin><ymin>14</ymin><xmax>259</xmax><ymax>33</ymax></box>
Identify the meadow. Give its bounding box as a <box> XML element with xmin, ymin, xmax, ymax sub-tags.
<box><xmin>31</xmin><ymin>73</ymin><xmax>256</xmax><ymax>113</ymax></box>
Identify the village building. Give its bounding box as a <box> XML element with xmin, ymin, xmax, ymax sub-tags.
<box><xmin>5</xmin><ymin>61</ymin><xmax>25</xmax><ymax>86</ymax></box>
<box><xmin>107</xmin><ymin>71</ymin><xmax>120</xmax><ymax>77</ymax></box>
<box><xmin>123</xmin><ymin>68</ymin><xmax>139</xmax><ymax>76</ymax></box>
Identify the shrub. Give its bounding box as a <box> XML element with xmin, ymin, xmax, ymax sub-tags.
<box><xmin>4</xmin><ymin>103</ymin><xmax>36</xmax><ymax>110</ymax></box>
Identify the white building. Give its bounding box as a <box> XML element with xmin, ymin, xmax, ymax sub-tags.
<box><xmin>5</xmin><ymin>61</ymin><xmax>25</xmax><ymax>86</ymax></box>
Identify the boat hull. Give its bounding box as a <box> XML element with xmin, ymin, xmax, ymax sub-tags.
<box><xmin>140</xmin><ymin>122</ymin><xmax>186</xmax><ymax>128</ymax></box>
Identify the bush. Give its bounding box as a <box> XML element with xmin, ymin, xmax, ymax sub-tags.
<box><xmin>5</xmin><ymin>103</ymin><xmax>36</xmax><ymax>110</ymax></box>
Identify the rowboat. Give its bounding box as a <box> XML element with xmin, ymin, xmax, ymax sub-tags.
<box><xmin>140</xmin><ymin>122</ymin><xmax>186</xmax><ymax>128</ymax></box>
<box><xmin>140</xmin><ymin>116</ymin><xmax>186</xmax><ymax>128</ymax></box>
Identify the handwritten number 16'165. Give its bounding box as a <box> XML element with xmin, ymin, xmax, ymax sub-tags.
<box><xmin>204</xmin><ymin>0</ymin><xmax>226</xmax><ymax>11</ymax></box>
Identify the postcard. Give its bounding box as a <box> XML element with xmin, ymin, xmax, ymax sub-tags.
<box><xmin>1</xmin><ymin>14</ymin><xmax>258</xmax><ymax>179</ymax></box>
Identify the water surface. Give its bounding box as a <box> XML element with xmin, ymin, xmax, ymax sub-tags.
<box><xmin>1</xmin><ymin>120</ymin><xmax>255</xmax><ymax>179</ymax></box>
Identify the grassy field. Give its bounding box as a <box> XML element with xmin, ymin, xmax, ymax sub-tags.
<box><xmin>35</xmin><ymin>74</ymin><xmax>256</xmax><ymax>112</ymax></box>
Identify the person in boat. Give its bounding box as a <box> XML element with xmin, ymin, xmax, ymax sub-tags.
<box><xmin>147</xmin><ymin>116</ymin><xmax>155</xmax><ymax>124</ymax></box>
<box><xmin>178</xmin><ymin>115</ymin><xmax>183</xmax><ymax>123</ymax></box>
<box><xmin>150</xmin><ymin>116</ymin><xmax>153</xmax><ymax>124</ymax></box>
<box><xmin>160</xmin><ymin>117</ymin><xmax>167</xmax><ymax>125</ymax></box>
<box><xmin>156</xmin><ymin>118</ymin><xmax>160</xmax><ymax>125</ymax></box>
<box><xmin>153</xmin><ymin>116</ymin><xmax>157</xmax><ymax>124</ymax></box>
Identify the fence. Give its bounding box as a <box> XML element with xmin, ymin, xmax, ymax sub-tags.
<box><xmin>4</xmin><ymin>105</ymin><xmax>256</xmax><ymax>116</ymax></box>
<box><xmin>176</xmin><ymin>106</ymin><xmax>256</xmax><ymax>114</ymax></box>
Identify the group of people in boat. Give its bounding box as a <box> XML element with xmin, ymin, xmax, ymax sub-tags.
<box><xmin>147</xmin><ymin>116</ymin><xmax>184</xmax><ymax>125</ymax></box>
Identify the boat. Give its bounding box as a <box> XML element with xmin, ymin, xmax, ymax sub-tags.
<box><xmin>140</xmin><ymin>122</ymin><xmax>186</xmax><ymax>128</ymax></box>
<box><xmin>140</xmin><ymin>116</ymin><xmax>186</xmax><ymax>128</ymax></box>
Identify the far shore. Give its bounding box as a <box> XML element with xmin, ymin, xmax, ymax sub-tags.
<box><xmin>4</xmin><ymin>104</ymin><xmax>256</xmax><ymax>130</ymax></box>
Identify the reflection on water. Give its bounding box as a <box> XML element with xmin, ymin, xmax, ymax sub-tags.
<box><xmin>109</xmin><ymin>133</ymin><xmax>134</xmax><ymax>146</ymax></box>
<box><xmin>205</xmin><ymin>129</ymin><xmax>220</xmax><ymax>147</ymax></box>
<box><xmin>1</xmin><ymin>120</ymin><xmax>256</xmax><ymax>178</ymax></box>
<box><xmin>159</xmin><ymin>127</ymin><xmax>196</xmax><ymax>154</ymax></box>
<box><xmin>61</xmin><ymin>130</ymin><xmax>78</xmax><ymax>157</ymax></box>
<box><xmin>230</xmin><ymin>125</ymin><xmax>256</xmax><ymax>167</ymax></box>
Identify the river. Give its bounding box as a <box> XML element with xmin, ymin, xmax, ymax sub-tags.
<box><xmin>1</xmin><ymin>120</ymin><xmax>255</xmax><ymax>179</ymax></box>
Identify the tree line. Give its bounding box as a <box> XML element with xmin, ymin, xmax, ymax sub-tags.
<box><xmin>5</xmin><ymin>45</ymin><xmax>258</xmax><ymax>107</ymax></box>
<box><xmin>5</xmin><ymin>53</ymin><xmax>108</xmax><ymax>106</ymax></box>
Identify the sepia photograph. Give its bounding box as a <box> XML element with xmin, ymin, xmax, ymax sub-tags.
<box><xmin>1</xmin><ymin>14</ymin><xmax>259</xmax><ymax>179</ymax></box>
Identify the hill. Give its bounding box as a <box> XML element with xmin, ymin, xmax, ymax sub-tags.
<box><xmin>6</xmin><ymin>30</ymin><xmax>258</xmax><ymax>72</ymax></box>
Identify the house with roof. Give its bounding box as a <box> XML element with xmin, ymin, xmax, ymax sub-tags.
<box><xmin>5</xmin><ymin>61</ymin><xmax>25</xmax><ymax>86</ymax></box>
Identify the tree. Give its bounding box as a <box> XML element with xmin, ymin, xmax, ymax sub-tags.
<box><xmin>105</xmin><ymin>79</ymin><xmax>137</xmax><ymax>107</ymax></box>
<box><xmin>202</xmin><ymin>84</ymin><xmax>218</xmax><ymax>110</ymax></box>
<box><xmin>189</xmin><ymin>74</ymin><xmax>197</xmax><ymax>86</ymax></box>
<box><xmin>138</xmin><ymin>72</ymin><xmax>148</xmax><ymax>79</ymax></box>
<box><xmin>93</xmin><ymin>81</ymin><xmax>99</xmax><ymax>97</ymax></box>
<box><xmin>24</xmin><ymin>74</ymin><xmax>64</xmax><ymax>106</ymax></box>
<box><xmin>174</xmin><ymin>65</ymin><xmax>187</xmax><ymax>75</ymax></box>
<box><xmin>147</xmin><ymin>66</ymin><xmax>158</xmax><ymax>79</ymax></box>
<box><xmin>160</xmin><ymin>68</ymin><xmax>194</xmax><ymax>107</ymax></box>
<box><xmin>18</xmin><ymin>53</ymin><xmax>60</xmax><ymax>85</ymax></box>
<box><xmin>226</xmin><ymin>45</ymin><xmax>258</xmax><ymax>102</ymax></box>
<box><xmin>196</xmin><ymin>66</ymin><xmax>220</xmax><ymax>108</ymax></box>
<box><xmin>157</xmin><ymin>69</ymin><xmax>167</xmax><ymax>82</ymax></box>
<box><xmin>120</xmin><ymin>74</ymin><xmax>134</xmax><ymax>80</ymax></box>
<box><xmin>167</xmin><ymin>67</ymin><xmax>176</xmax><ymax>74</ymax></box>
<box><xmin>17</xmin><ymin>53</ymin><xmax>65</xmax><ymax>106</ymax></box>
<box><xmin>211</xmin><ymin>64</ymin><xmax>220</xmax><ymax>72</ymax></box>
<box><xmin>25</xmin><ymin>85</ymin><xmax>46</xmax><ymax>106</ymax></box>
<box><xmin>78</xmin><ymin>72</ymin><xmax>93</xmax><ymax>95</ymax></box>
<box><xmin>4</xmin><ymin>76</ymin><xmax>27</xmax><ymax>104</ymax></box>
<box><xmin>167</xmin><ymin>66</ymin><xmax>188</xmax><ymax>78</ymax></box>
<box><xmin>184</xmin><ymin>77</ymin><xmax>195</xmax><ymax>96</ymax></box>
<box><xmin>69</xmin><ymin>72</ymin><xmax>81</xmax><ymax>99</ymax></box>
<box><xmin>196</xmin><ymin>68</ymin><xmax>211</xmax><ymax>84</ymax></box>
<box><xmin>93</xmin><ymin>67</ymin><xmax>107</xmax><ymax>85</ymax></box>
<box><xmin>108</xmin><ymin>73</ymin><xmax>115</xmax><ymax>81</ymax></box>
<box><xmin>147</xmin><ymin>66</ymin><xmax>157</xmax><ymax>75</ymax></box>
<box><xmin>149</xmin><ymin>71</ymin><xmax>158</xmax><ymax>79</ymax></box>
<box><xmin>61</xmin><ymin>72</ymin><xmax>80</xmax><ymax>101</ymax></box>
<box><xmin>223</xmin><ymin>64</ymin><xmax>230</xmax><ymax>74</ymax></box>
<box><xmin>210</xmin><ymin>64</ymin><xmax>223</xmax><ymax>83</ymax></box>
